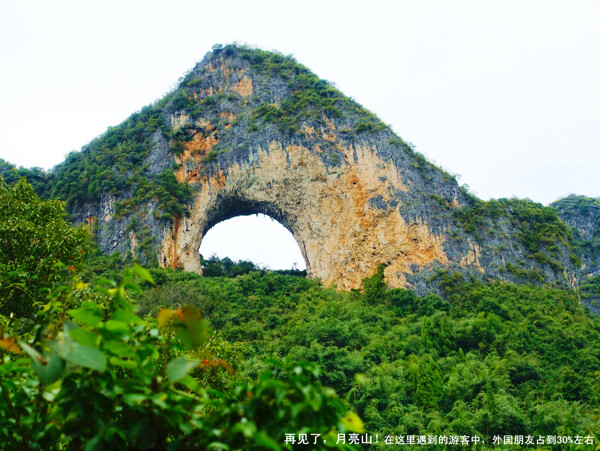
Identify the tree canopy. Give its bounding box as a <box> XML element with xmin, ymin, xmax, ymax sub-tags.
<box><xmin>0</xmin><ymin>178</ymin><xmax>89</xmax><ymax>318</ymax></box>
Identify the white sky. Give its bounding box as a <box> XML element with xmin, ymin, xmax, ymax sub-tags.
<box><xmin>200</xmin><ymin>214</ymin><xmax>306</xmax><ymax>270</ymax></box>
<box><xmin>1</xmin><ymin>1</ymin><xmax>599</xmax><ymax>269</ymax></box>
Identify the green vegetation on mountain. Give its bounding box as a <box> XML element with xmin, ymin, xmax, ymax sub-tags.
<box><xmin>0</xmin><ymin>267</ymin><xmax>361</xmax><ymax>449</ymax></box>
<box><xmin>0</xmin><ymin>159</ymin><xmax>50</xmax><ymax>198</ymax></box>
<box><xmin>2</xmin><ymin>183</ymin><xmax>592</xmax><ymax>448</ymax></box>
<box><xmin>132</xmin><ymin>265</ymin><xmax>600</xmax><ymax>444</ymax></box>
<box><xmin>1</xmin><ymin>44</ymin><xmax>408</xmax><ymax>246</ymax></box>
<box><xmin>0</xmin><ymin>45</ymin><xmax>580</xmax><ymax>287</ymax></box>
<box><xmin>4</xmin><ymin>246</ymin><xmax>600</xmax><ymax>448</ymax></box>
<box><xmin>551</xmin><ymin>195</ymin><xmax>600</xmax><ymax>308</ymax></box>
<box><xmin>199</xmin><ymin>254</ymin><xmax>306</xmax><ymax>278</ymax></box>
<box><xmin>453</xmin><ymin>197</ymin><xmax>578</xmax><ymax>278</ymax></box>
<box><xmin>48</xmin><ymin>104</ymin><xmax>193</xmax><ymax>221</ymax></box>
<box><xmin>552</xmin><ymin>195</ymin><xmax>600</xmax><ymax>270</ymax></box>
<box><xmin>235</xmin><ymin>47</ymin><xmax>387</xmax><ymax>136</ymax></box>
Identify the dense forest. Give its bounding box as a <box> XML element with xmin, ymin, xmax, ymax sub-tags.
<box><xmin>1</xmin><ymin>178</ymin><xmax>600</xmax><ymax>449</ymax></box>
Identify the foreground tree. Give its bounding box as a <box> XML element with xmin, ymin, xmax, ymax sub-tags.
<box><xmin>0</xmin><ymin>267</ymin><xmax>362</xmax><ymax>450</ymax></box>
<box><xmin>0</xmin><ymin>178</ymin><xmax>89</xmax><ymax>318</ymax></box>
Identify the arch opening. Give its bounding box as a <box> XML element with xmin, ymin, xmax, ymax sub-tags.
<box><xmin>199</xmin><ymin>213</ymin><xmax>307</xmax><ymax>272</ymax></box>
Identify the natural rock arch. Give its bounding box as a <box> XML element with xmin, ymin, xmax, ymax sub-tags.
<box><xmin>199</xmin><ymin>212</ymin><xmax>306</xmax><ymax>270</ymax></box>
<box><xmin>159</xmin><ymin>140</ymin><xmax>450</xmax><ymax>290</ymax></box>
<box><xmin>184</xmin><ymin>196</ymin><xmax>310</xmax><ymax>274</ymax></box>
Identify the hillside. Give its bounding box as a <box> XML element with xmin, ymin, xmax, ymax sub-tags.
<box><xmin>135</xmin><ymin>265</ymin><xmax>600</xmax><ymax>446</ymax></box>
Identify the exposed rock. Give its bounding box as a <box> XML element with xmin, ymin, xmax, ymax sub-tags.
<box><xmin>161</xmin><ymin>140</ymin><xmax>451</xmax><ymax>289</ymax></box>
<box><xmin>552</xmin><ymin>195</ymin><xmax>600</xmax><ymax>278</ymax></box>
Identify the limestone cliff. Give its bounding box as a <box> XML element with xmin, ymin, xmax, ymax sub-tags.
<box><xmin>552</xmin><ymin>195</ymin><xmax>600</xmax><ymax>280</ymax></box>
<box><xmin>42</xmin><ymin>44</ymin><xmax>579</xmax><ymax>293</ymax></box>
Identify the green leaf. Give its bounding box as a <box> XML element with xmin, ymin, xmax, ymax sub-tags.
<box><xmin>99</xmin><ymin>320</ymin><xmax>129</xmax><ymax>341</ymax></box>
<box><xmin>59</xmin><ymin>341</ymin><xmax>107</xmax><ymax>372</ymax></box>
<box><xmin>19</xmin><ymin>342</ymin><xmax>42</xmax><ymax>361</ymax></box>
<box><xmin>103</xmin><ymin>340</ymin><xmax>135</xmax><ymax>359</ymax></box>
<box><xmin>123</xmin><ymin>394</ymin><xmax>147</xmax><ymax>406</ymax></box>
<box><xmin>232</xmin><ymin>420</ymin><xmax>257</xmax><ymax>438</ymax></box>
<box><xmin>354</xmin><ymin>373</ymin><xmax>367</xmax><ymax>385</ymax></box>
<box><xmin>31</xmin><ymin>352</ymin><xmax>64</xmax><ymax>385</ymax></box>
<box><xmin>69</xmin><ymin>329</ymin><xmax>98</xmax><ymax>348</ymax></box>
<box><xmin>122</xmin><ymin>281</ymin><xmax>142</xmax><ymax>293</ymax></box>
<box><xmin>206</xmin><ymin>443</ymin><xmax>230</xmax><ymax>450</ymax></box>
<box><xmin>340</xmin><ymin>411</ymin><xmax>364</xmax><ymax>433</ymax></box>
<box><xmin>166</xmin><ymin>357</ymin><xmax>199</xmax><ymax>383</ymax></box>
<box><xmin>109</xmin><ymin>356</ymin><xmax>137</xmax><ymax>369</ymax></box>
<box><xmin>133</xmin><ymin>263</ymin><xmax>155</xmax><ymax>284</ymax></box>
<box><xmin>21</xmin><ymin>343</ymin><xmax>65</xmax><ymax>385</ymax></box>
<box><xmin>113</xmin><ymin>308</ymin><xmax>144</xmax><ymax>325</ymax></box>
<box><xmin>179</xmin><ymin>374</ymin><xmax>202</xmax><ymax>394</ymax></box>
<box><xmin>85</xmin><ymin>435</ymin><xmax>102</xmax><ymax>451</ymax></box>
<box><xmin>0</xmin><ymin>358</ymin><xmax>29</xmax><ymax>376</ymax></box>
<box><xmin>69</xmin><ymin>302</ymin><xmax>103</xmax><ymax>327</ymax></box>
<box><xmin>254</xmin><ymin>431</ymin><xmax>281</xmax><ymax>450</ymax></box>
<box><xmin>173</xmin><ymin>305</ymin><xmax>210</xmax><ymax>350</ymax></box>
<box><xmin>63</xmin><ymin>320</ymin><xmax>79</xmax><ymax>335</ymax></box>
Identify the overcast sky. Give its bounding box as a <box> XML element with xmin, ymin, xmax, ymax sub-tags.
<box><xmin>1</xmin><ymin>1</ymin><xmax>598</xmax><ymax>269</ymax></box>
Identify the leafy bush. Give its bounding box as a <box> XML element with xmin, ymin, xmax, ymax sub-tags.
<box><xmin>0</xmin><ymin>266</ymin><xmax>361</xmax><ymax>449</ymax></box>
<box><xmin>0</xmin><ymin>179</ymin><xmax>89</xmax><ymax>318</ymax></box>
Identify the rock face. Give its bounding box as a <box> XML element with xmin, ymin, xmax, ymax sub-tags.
<box><xmin>552</xmin><ymin>195</ymin><xmax>600</xmax><ymax>279</ymax></box>
<box><xmin>163</xmin><ymin>139</ymin><xmax>452</xmax><ymax>290</ymax></box>
<box><xmin>49</xmin><ymin>45</ymin><xmax>579</xmax><ymax>293</ymax></box>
